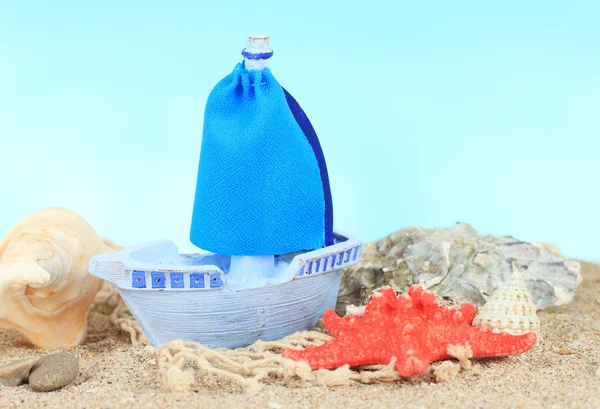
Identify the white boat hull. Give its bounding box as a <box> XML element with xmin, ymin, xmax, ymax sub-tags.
<box><xmin>90</xmin><ymin>231</ymin><xmax>362</xmax><ymax>348</ymax></box>
<box><xmin>119</xmin><ymin>271</ymin><xmax>342</xmax><ymax>348</ymax></box>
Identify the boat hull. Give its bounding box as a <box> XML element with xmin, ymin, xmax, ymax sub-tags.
<box><xmin>119</xmin><ymin>270</ymin><xmax>342</xmax><ymax>348</ymax></box>
<box><xmin>90</xmin><ymin>231</ymin><xmax>362</xmax><ymax>348</ymax></box>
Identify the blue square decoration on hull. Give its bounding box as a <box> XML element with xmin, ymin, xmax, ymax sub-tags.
<box><xmin>190</xmin><ymin>273</ymin><xmax>205</xmax><ymax>288</ymax></box>
<box><xmin>132</xmin><ymin>270</ymin><xmax>146</xmax><ymax>288</ymax></box>
<box><xmin>151</xmin><ymin>272</ymin><xmax>166</xmax><ymax>289</ymax></box>
<box><xmin>209</xmin><ymin>273</ymin><xmax>224</xmax><ymax>289</ymax></box>
<box><xmin>170</xmin><ymin>273</ymin><xmax>184</xmax><ymax>288</ymax></box>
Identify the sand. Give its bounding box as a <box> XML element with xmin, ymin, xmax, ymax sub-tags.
<box><xmin>1</xmin><ymin>263</ymin><xmax>599</xmax><ymax>409</ymax></box>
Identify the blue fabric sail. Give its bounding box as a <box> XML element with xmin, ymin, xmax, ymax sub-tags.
<box><xmin>282</xmin><ymin>88</ymin><xmax>334</xmax><ymax>247</ymax></box>
<box><xmin>190</xmin><ymin>62</ymin><xmax>332</xmax><ymax>255</ymax></box>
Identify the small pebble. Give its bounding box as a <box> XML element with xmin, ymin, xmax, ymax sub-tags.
<box><xmin>29</xmin><ymin>352</ymin><xmax>79</xmax><ymax>392</ymax></box>
<box><xmin>558</xmin><ymin>349</ymin><xmax>571</xmax><ymax>355</ymax></box>
<box><xmin>0</xmin><ymin>358</ymin><xmax>37</xmax><ymax>386</ymax></box>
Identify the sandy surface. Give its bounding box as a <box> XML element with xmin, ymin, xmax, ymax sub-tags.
<box><xmin>1</xmin><ymin>263</ymin><xmax>599</xmax><ymax>409</ymax></box>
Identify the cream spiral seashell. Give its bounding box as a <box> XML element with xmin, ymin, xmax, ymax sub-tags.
<box><xmin>472</xmin><ymin>263</ymin><xmax>541</xmax><ymax>337</ymax></box>
<box><xmin>0</xmin><ymin>208</ymin><xmax>120</xmax><ymax>348</ymax></box>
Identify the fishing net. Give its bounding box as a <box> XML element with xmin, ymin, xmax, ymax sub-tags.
<box><xmin>90</xmin><ymin>283</ymin><xmax>439</xmax><ymax>392</ymax></box>
<box><xmin>91</xmin><ymin>283</ymin><xmax>147</xmax><ymax>347</ymax></box>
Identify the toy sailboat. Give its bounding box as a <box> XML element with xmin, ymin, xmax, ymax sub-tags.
<box><xmin>89</xmin><ymin>36</ymin><xmax>362</xmax><ymax>349</ymax></box>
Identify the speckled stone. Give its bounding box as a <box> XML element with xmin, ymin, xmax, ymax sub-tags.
<box><xmin>29</xmin><ymin>353</ymin><xmax>79</xmax><ymax>392</ymax></box>
<box><xmin>0</xmin><ymin>358</ymin><xmax>37</xmax><ymax>386</ymax></box>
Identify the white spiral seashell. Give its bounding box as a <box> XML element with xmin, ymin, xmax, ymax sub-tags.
<box><xmin>0</xmin><ymin>208</ymin><xmax>120</xmax><ymax>348</ymax></box>
<box><xmin>472</xmin><ymin>263</ymin><xmax>541</xmax><ymax>337</ymax></box>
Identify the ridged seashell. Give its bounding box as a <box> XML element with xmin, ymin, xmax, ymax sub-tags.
<box><xmin>0</xmin><ymin>208</ymin><xmax>120</xmax><ymax>348</ymax></box>
<box><xmin>337</xmin><ymin>223</ymin><xmax>581</xmax><ymax>314</ymax></box>
<box><xmin>472</xmin><ymin>263</ymin><xmax>540</xmax><ymax>336</ymax></box>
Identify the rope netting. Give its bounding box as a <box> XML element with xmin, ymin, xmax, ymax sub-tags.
<box><xmin>91</xmin><ymin>282</ymin><xmax>148</xmax><ymax>347</ymax></box>
<box><xmin>91</xmin><ymin>283</ymin><xmax>469</xmax><ymax>392</ymax></box>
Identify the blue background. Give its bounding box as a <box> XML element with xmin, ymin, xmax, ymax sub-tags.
<box><xmin>0</xmin><ymin>1</ymin><xmax>598</xmax><ymax>260</ymax></box>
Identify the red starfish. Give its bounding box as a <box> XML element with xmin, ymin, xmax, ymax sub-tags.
<box><xmin>282</xmin><ymin>285</ymin><xmax>537</xmax><ymax>376</ymax></box>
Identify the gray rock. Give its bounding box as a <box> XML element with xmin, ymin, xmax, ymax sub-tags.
<box><xmin>0</xmin><ymin>358</ymin><xmax>37</xmax><ymax>386</ymax></box>
<box><xmin>338</xmin><ymin>223</ymin><xmax>581</xmax><ymax>313</ymax></box>
<box><xmin>29</xmin><ymin>352</ymin><xmax>79</xmax><ymax>392</ymax></box>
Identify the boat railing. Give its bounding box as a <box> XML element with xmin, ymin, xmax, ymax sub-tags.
<box><xmin>90</xmin><ymin>232</ymin><xmax>363</xmax><ymax>290</ymax></box>
<box><xmin>90</xmin><ymin>240</ymin><xmax>228</xmax><ymax>290</ymax></box>
<box><xmin>290</xmin><ymin>231</ymin><xmax>362</xmax><ymax>279</ymax></box>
